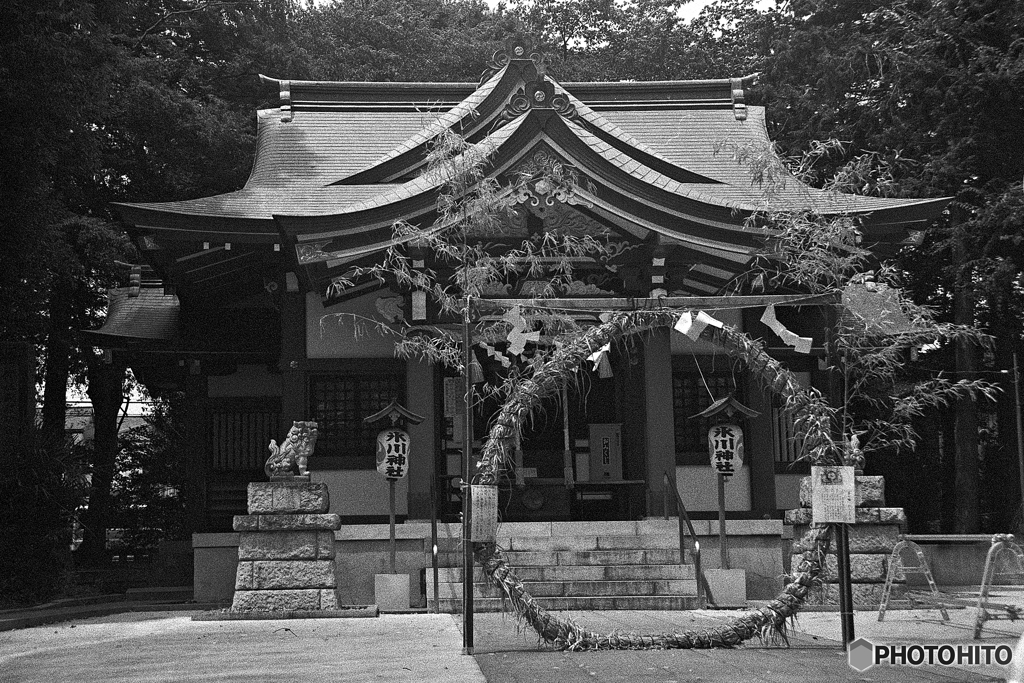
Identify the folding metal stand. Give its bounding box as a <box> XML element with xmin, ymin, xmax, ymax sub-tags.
<box><xmin>974</xmin><ymin>534</ymin><xmax>1024</xmax><ymax>639</ymax></box>
<box><xmin>878</xmin><ymin>537</ymin><xmax>950</xmax><ymax>622</ymax></box>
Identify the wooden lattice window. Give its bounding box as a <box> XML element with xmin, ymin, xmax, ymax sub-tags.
<box><xmin>208</xmin><ymin>398</ymin><xmax>281</xmax><ymax>472</ymax></box>
<box><xmin>309</xmin><ymin>368</ymin><xmax>405</xmax><ymax>468</ymax></box>
<box><xmin>672</xmin><ymin>362</ymin><xmax>739</xmax><ymax>465</ymax></box>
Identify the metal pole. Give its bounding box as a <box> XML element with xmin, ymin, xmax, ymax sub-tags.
<box><xmin>1014</xmin><ymin>352</ymin><xmax>1024</xmax><ymax>521</ymax></box>
<box><xmin>717</xmin><ymin>473</ymin><xmax>728</xmax><ymax>570</ymax></box>
<box><xmin>461</xmin><ymin>298</ymin><xmax>474</xmax><ymax>655</ymax></box>
<box><xmin>836</xmin><ymin>522</ymin><xmax>856</xmax><ymax>644</ymax></box>
<box><xmin>430</xmin><ymin>472</ymin><xmax>439</xmax><ymax>613</ymax></box>
<box><xmin>561</xmin><ymin>386</ymin><xmax>574</xmax><ymax>489</ymax></box>
<box><xmin>389</xmin><ymin>479</ymin><xmax>397</xmax><ymax>574</ymax></box>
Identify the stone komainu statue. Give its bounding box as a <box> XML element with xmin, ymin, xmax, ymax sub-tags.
<box><xmin>265</xmin><ymin>420</ymin><xmax>319</xmax><ymax>479</ymax></box>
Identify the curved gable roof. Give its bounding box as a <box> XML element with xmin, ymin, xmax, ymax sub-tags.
<box><xmin>113</xmin><ymin>39</ymin><xmax>950</xmax><ymax>299</ymax></box>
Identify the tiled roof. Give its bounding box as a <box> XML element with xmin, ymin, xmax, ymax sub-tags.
<box><xmin>116</xmin><ymin>70</ymin><xmax>948</xmax><ymax>253</ymax></box>
<box><xmin>115</xmin><ymin>185</ymin><xmax>391</xmax><ymax>231</ymax></box>
<box><xmin>84</xmin><ymin>286</ymin><xmax>179</xmax><ymax>344</ymax></box>
<box><xmin>363</xmin><ymin>66</ymin><xmax>509</xmax><ymax>170</ymax></box>
<box><xmin>247</xmin><ymin>109</ymin><xmax>436</xmax><ymax>188</ymax></box>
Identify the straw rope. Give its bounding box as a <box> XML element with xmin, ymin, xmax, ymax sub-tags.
<box><xmin>471</xmin><ymin>309</ymin><xmax>838</xmax><ymax>649</ymax></box>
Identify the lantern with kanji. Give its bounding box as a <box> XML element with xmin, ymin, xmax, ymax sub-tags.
<box><xmin>376</xmin><ymin>428</ymin><xmax>411</xmax><ymax>480</ymax></box>
<box><xmin>363</xmin><ymin>400</ymin><xmax>425</xmax><ymax>481</ymax></box>
<box><xmin>363</xmin><ymin>400</ymin><xmax>426</xmax><ymax>581</ymax></box>
<box><xmin>690</xmin><ymin>395</ymin><xmax>759</xmax><ymax>480</ymax></box>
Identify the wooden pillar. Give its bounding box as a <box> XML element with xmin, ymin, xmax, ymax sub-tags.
<box><xmin>644</xmin><ymin>328</ymin><xmax>676</xmax><ymax>516</ymax></box>
<box><xmin>746</xmin><ymin>374</ymin><xmax>778</xmax><ymax>517</ymax></box>
<box><xmin>280</xmin><ymin>283</ymin><xmax>307</xmax><ymax>424</ymax></box>
<box><xmin>406</xmin><ymin>359</ymin><xmax>436</xmax><ymax>519</ymax></box>
<box><xmin>183</xmin><ymin>367</ymin><xmax>208</xmax><ymax>532</ymax></box>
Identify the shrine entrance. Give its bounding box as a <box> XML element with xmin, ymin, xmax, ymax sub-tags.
<box><xmin>438</xmin><ymin>348</ymin><xmax>649</xmax><ymax>522</ymax></box>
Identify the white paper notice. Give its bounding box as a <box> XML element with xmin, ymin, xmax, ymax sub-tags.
<box><xmin>470</xmin><ymin>485</ymin><xmax>499</xmax><ymax>542</ymax></box>
<box><xmin>811</xmin><ymin>465</ymin><xmax>856</xmax><ymax>524</ymax></box>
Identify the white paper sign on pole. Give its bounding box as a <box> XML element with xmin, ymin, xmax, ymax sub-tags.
<box><xmin>470</xmin><ymin>485</ymin><xmax>498</xmax><ymax>542</ymax></box>
<box><xmin>811</xmin><ymin>465</ymin><xmax>856</xmax><ymax>524</ymax></box>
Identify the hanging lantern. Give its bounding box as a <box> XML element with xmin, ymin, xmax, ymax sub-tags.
<box><xmin>707</xmin><ymin>423</ymin><xmax>743</xmax><ymax>479</ymax></box>
<box><xmin>690</xmin><ymin>394</ymin><xmax>759</xmax><ymax>480</ymax></box>
<box><xmin>376</xmin><ymin>427</ymin><xmax>411</xmax><ymax>480</ymax></box>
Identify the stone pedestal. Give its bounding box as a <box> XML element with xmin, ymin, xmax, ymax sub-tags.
<box><xmin>784</xmin><ymin>475</ymin><xmax>907</xmax><ymax>607</ymax></box>
<box><xmin>231</xmin><ymin>481</ymin><xmax>342</xmax><ymax>612</ymax></box>
<box><xmin>374</xmin><ymin>573</ymin><xmax>411</xmax><ymax>611</ymax></box>
<box><xmin>705</xmin><ymin>568</ymin><xmax>747</xmax><ymax>607</ymax></box>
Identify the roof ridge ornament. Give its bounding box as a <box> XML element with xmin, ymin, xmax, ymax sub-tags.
<box><xmin>730</xmin><ymin>77</ymin><xmax>746</xmax><ymax>121</ymax></box>
<box><xmin>480</xmin><ymin>34</ymin><xmax>546</xmax><ymax>84</ymax></box>
<box><xmin>495</xmin><ymin>78</ymin><xmax>582</xmax><ymax>129</ymax></box>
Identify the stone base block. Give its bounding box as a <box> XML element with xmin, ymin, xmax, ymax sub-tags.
<box><xmin>784</xmin><ymin>507</ymin><xmax>906</xmax><ymax>526</ymax></box>
<box><xmin>705</xmin><ymin>568</ymin><xmax>746</xmax><ymax>607</ymax></box>
<box><xmin>791</xmin><ymin>525</ymin><xmax>899</xmax><ymax>554</ymax></box>
<box><xmin>799</xmin><ymin>475</ymin><xmax>885</xmax><ymax>508</ymax></box>
<box><xmin>374</xmin><ymin>574</ymin><xmax>410</xmax><ymax>611</ymax></box>
<box><xmin>819</xmin><ymin>553</ymin><xmax>887</xmax><ymax>582</ymax></box>
<box><xmin>235</xmin><ymin>560</ymin><xmax>338</xmax><ymax>590</ymax></box>
<box><xmin>247</xmin><ymin>482</ymin><xmax>329</xmax><ymax>515</ymax></box>
<box><xmin>233</xmin><ymin>513</ymin><xmax>341</xmax><ymax>532</ymax></box>
<box><xmin>807</xmin><ymin>582</ymin><xmax>905</xmax><ymax>607</ymax></box>
<box><xmin>237</xmin><ymin>530</ymin><xmax>335</xmax><ymax>561</ymax></box>
<box><xmin>231</xmin><ymin>588</ymin><xmax>340</xmax><ymax>612</ymax></box>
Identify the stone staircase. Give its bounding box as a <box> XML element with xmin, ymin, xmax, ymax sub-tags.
<box><xmin>427</xmin><ymin>521</ymin><xmax>700</xmax><ymax>612</ymax></box>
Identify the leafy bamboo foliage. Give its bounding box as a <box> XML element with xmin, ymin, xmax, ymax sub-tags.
<box><xmin>748</xmin><ymin>207</ymin><xmax>997</xmax><ymax>460</ymax></box>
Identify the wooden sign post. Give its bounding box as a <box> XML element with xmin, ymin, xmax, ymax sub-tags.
<box><xmin>376</xmin><ymin>427</ymin><xmax>411</xmax><ymax>573</ymax></box>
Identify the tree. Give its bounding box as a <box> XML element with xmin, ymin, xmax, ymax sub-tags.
<box><xmin>508</xmin><ymin>0</ymin><xmax>780</xmax><ymax>81</ymax></box>
<box><xmin>749</xmin><ymin>0</ymin><xmax>1024</xmax><ymax>531</ymax></box>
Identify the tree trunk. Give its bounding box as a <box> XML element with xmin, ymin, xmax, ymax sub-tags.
<box><xmin>41</xmin><ymin>277</ymin><xmax>73</xmax><ymax>448</ymax></box>
<box><xmin>952</xmin><ymin>233</ymin><xmax>980</xmax><ymax>533</ymax></box>
<box><xmin>75</xmin><ymin>349</ymin><xmax>127</xmax><ymax>565</ymax></box>
<box><xmin>989</xmin><ymin>303</ymin><xmax>1019</xmax><ymax>531</ymax></box>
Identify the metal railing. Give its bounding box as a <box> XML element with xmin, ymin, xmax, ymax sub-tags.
<box><xmin>663</xmin><ymin>471</ymin><xmax>712</xmax><ymax>608</ymax></box>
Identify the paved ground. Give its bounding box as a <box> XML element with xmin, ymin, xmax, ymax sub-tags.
<box><xmin>468</xmin><ymin>608</ymin><xmax>1013</xmax><ymax>682</ymax></box>
<box><xmin>0</xmin><ymin>604</ymin><xmax>1020</xmax><ymax>682</ymax></box>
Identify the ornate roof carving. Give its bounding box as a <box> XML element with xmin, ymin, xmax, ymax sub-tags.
<box><xmin>480</xmin><ymin>34</ymin><xmax>546</xmax><ymax>85</ymax></box>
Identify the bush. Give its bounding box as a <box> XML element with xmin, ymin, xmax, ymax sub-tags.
<box><xmin>107</xmin><ymin>393</ymin><xmax>188</xmax><ymax>556</ymax></box>
<box><xmin>0</xmin><ymin>433</ymin><xmax>86</xmax><ymax>608</ymax></box>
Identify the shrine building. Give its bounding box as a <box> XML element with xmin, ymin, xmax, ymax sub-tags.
<box><xmin>96</xmin><ymin>36</ymin><xmax>947</xmax><ymax>606</ymax></box>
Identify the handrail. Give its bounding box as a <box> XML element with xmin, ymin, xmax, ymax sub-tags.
<box><xmin>664</xmin><ymin>471</ymin><xmax>712</xmax><ymax>608</ymax></box>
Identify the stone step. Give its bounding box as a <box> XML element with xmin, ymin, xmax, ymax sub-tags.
<box><xmin>432</xmin><ymin>534</ymin><xmax>686</xmax><ymax>553</ymax></box>
<box><xmin>427</xmin><ymin>579</ymin><xmax>698</xmax><ymax>599</ymax></box>
<box><xmin>435</xmin><ymin>548</ymin><xmax>689</xmax><ymax>567</ymax></box>
<box><xmin>432</xmin><ymin>564</ymin><xmax>696</xmax><ymax>582</ymax></box>
<box><xmin>435</xmin><ymin>595</ymin><xmax>702</xmax><ymax>612</ymax></box>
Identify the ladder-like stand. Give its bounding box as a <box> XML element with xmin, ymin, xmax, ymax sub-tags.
<box><xmin>973</xmin><ymin>534</ymin><xmax>1024</xmax><ymax>639</ymax></box>
<box><xmin>878</xmin><ymin>537</ymin><xmax>950</xmax><ymax>622</ymax></box>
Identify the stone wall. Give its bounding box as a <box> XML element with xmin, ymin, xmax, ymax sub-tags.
<box><xmin>784</xmin><ymin>475</ymin><xmax>907</xmax><ymax>607</ymax></box>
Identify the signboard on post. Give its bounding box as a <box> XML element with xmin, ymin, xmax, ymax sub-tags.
<box><xmin>811</xmin><ymin>465</ymin><xmax>856</xmax><ymax>524</ymax></box>
<box><xmin>470</xmin><ymin>485</ymin><xmax>498</xmax><ymax>542</ymax></box>
<box><xmin>376</xmin><ymin>428</ymin><xmax>410</xmax><ymax>480</ymax></box>
<box><xmin>708</xmin><ymin>423</ymin><xmax>744</xmax><ymax>479</ymax></box>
